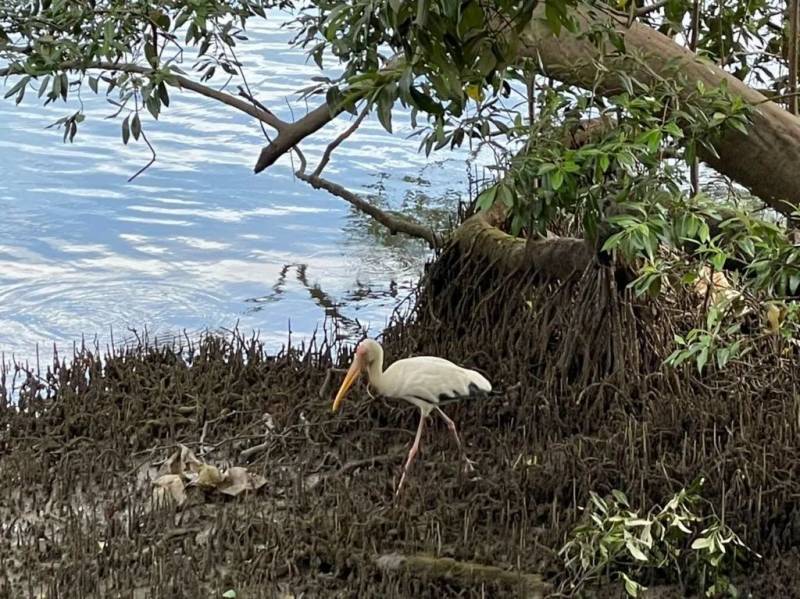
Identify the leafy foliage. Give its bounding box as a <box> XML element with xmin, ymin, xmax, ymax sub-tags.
<box><xmin>1</xmin><ymin>0</ymin><xmax>290</xmax><ymax>142</ymax></box>
<box><xmin>560</xmin><ymin>479</ymin><xmax>759</xmax><ymax>597</ymax></box>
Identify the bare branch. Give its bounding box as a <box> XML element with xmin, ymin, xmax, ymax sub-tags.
<box><xmin>128</xmin><ymin>98</ymin><xmax>157</xmax><ymax>181</ymax></box>
<box><xmin>636</xmin><ymin>0</ymin><xmax>669</xmax><ymax>17</ymax></box>
<box><xmin>253</xmin><ymin>54</ymin><xmax>404</xmax><ymax>174</ymax></box>
<box><xmin>312</xmin><ymin>105</ymin><xmax>370</xmax><ymax>177</ymax></box>
<box><xmin>294</xmin><ymin>170</ymin><xmax>442</xmax><ymax>249</ymax></box>
<box><xmin>237</xmin><ymin>86</ymin><xmax>282</xmax><ymax>128</ymax></box>
<box><xmin>254</xmin><ymin>103</ymin><xmax>342</xmax><ymax>173</ymax></box>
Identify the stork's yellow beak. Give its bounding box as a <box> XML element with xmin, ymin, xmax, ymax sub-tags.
<box><xmin>332</xmin><ymin>357</ymin><xmax>362</xmax><ymax>412</ymax></box>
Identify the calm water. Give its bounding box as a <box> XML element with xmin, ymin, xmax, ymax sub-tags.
<box><xmin>0</xmin><ymin>14</ymin><xmax>470</xmax><ymax>364</ymax></box>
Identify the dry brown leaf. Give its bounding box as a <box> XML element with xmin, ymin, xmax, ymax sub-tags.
<box><xmin>179</xmin><ymin>443</ymin><xmax>204</xmax><ymax>475</ymax></box>
<box><xmin>767</xmin><ymin>303</ymin><xmax>784</xmax><ymax>334</ymax></box>
<box><xmin>152</xmin><ymin>446</ymin><xmax>266</xmax><ymax>500</ymax></box>
<box><xmin>157</xmin><ymin>444</ymin><xmax>204</xmax><ymax>479</ymax></box>
<box><xmin>157</xmin><ymin>449</ymin><xmax>182</xmax><ymax>477</ymax></box>
<box><xmin>694</xmin><ymin>266</ymin><xmax>739</xmax><ymax>305</ymax></box>
<box><xmin>218</xmin><ymin>466</ymin><xmax>267</xmax><ymax>496</ymax></box>
<box><xmin>153</xmin><ymin>474</ymin><xmax>186</xmax><ymax>506</ymax></box>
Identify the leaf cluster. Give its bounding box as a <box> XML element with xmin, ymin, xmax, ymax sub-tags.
<box><xmin>560</xmin><ymin>479</ymin><xmax>759</xmax><ymax>597</ymax></box>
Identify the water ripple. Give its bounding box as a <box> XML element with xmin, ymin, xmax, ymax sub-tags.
<box><xmin>0</xmin><ymin>10</ymin><xmax>470</xmax><ymax>362</ymax></box>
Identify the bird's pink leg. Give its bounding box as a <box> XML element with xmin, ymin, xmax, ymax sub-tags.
<box><xmin>395</xmin><ymin>410</ymin><xmax>426</xmax><ymax>497</ymax></box>
<box><xmin>436</xmin><ymin>408</ymin><xmax>476</xmax><ymax>472</ymax></box>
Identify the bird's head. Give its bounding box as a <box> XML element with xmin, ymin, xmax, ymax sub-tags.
<box><xmin>332</xmin><ymin>339</ymin><xmax>381</xmax><ymax>412</ymax></box>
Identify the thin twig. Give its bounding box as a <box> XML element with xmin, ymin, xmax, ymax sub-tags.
<box><xmin>128</xmin><ymin>94</ymin><xmax>157</xmax><ymax>181</ymax></box>
<box><xmin>295</xmin><ymin>170</ymin><xmax>443</xmax><ymax>248</ymax></box>
<box><xmin>312</xmin><ymin>105</ymin><xmax>370</xmax><ymax>177</ymax></box>
<box><xmin>636</xmin><ymin>0</ymin><xmax>669</xmax><ymax>17</ymax></box>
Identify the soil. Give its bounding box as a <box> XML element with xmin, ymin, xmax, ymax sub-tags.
<box><xmin>2</xmin><ymin>259</ymin><xmax>800</xmax><ymax>598</ymax></box>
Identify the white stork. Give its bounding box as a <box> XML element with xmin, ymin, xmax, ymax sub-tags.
<box><xmin>331</xmin><ymin>338</ymin><xmax>492</xmax><ymax>495</ymax></box>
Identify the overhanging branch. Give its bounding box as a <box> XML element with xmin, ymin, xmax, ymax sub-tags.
<box><xmin>252</xmin><ymin>54</ymin><xmax>403</xmax><ymax>174</ymax></box>
<box><xmin>0</xmin><ymin>61</ymin><xmax>287</xmax><ymax>131</ymax></box>
<box><xmin>295</xmin><ymin>169</ymin><xmax>442</xmax><ymax>248</ymax></box>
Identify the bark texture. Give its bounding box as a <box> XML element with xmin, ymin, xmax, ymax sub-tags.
<box><xmin>452</xmin><ymin>214</ymin><xmax>593</xmax><ymax>280</ymax></box>
<box><xmin>520</xmin><ymin>3</ymin><xmax>800</xmax><ymax>216</ymax></box>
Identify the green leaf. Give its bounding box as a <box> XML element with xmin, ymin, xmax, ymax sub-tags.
<box><xmin>626</xmin><ymin>539</ymin><xmax>648</xmax><ymax>561</ymax></box>
<box><xmin>698</xmin><ymin>221</ymin><xmax>710</xmax><ymax>243</ymax></box>
<box><xmin>621</xmin><ymin>573</ymin><xmax>645</xmax><ymax>597</ymax></box>
<box><xmin>153</xmin><ymin>11</ymin><xmax>171</xmax><ymax>30</ymax></box>
<box><xmin>550</xmin><ymin>169</ymin><xmax>564</xmax><ymax>191</ymax></box>
<box><xmin>131</xmin><ymin>114</ymin><xmax>141</xmax><ymax>140</ymax></box>
<box><xmin>790</xmin><ymin>272</ymin><xmax>800</xmax><ymax>294</ymax></box>
<box><xmin>544</xmin><ymin>1</ymin><xmax>562</xmax><ymax>35</ymax></box>
<box><xmin>537</xmin><ymin>163</ymin><xmax>557</xmax><ymax>175</ymax></box>
<box><xmin>729</xmin><ymin>118</ymin><xmax>749</xmax><ymax>135</ymax></box>
<box><xmin>711</xmin><ymin>251</ymin><xmax>726</xmax><ymax>272</ymax></box>
<box><xmin>415</xmin><ymin>0</ymin><xmax>429</xmax><ymax>26</ymax></box>
<box><xmin>38</xmin><ymin>76</ymin><xmax>51</xmax><ymax>98</ymax></box>
<box><xmin>158</xmin><ymin>83</ymin><xmax>170</xmax><ymax>107</ymax></box>
<box><xmin>458</xmin><ymin>2</ymin><xmax>484</xmax><ymax>37</ymax></box>
<box><xmin>601</xmin><ymin>231</ymin><xmax>626</xmax><ymax>253</ymax></box>
<box><xmin>476</xmin><ymin>185</ymin><xmax>498</xmax><ymax>211</ymax></box>
<box><xmin>59</xmin><ymin>74</ymin><xmax>68</xmax><ymax>101</ymax></box>
<box><xmin>691</xmin><ymin>536</ymin><xmax>714</xmax><ymax>550</ymax></box>
<box><xmin>497</xmin><ymin>184</ymin><xmax>514</xmax><ymax>207</ymax></box>
<box><xmin>716</xmin><ymin>347</ymin><xmax>731</xmax><ymax>369</ymax></box>
<box><xmin>103</xmin><ymin>20</ymin><xmax>115</xmax><ymax>58</ymax></box>
<box><xmin>409</xmin><ymin>87</ymin><xmax>443</xmax><ymax>115</ymax></box>
<box><xmin>611</xmin><ymin>489</ymin><xmax>629</xmax><ymax>506</ymax></box>
<box><xmin>122</xmin><ymin>115</ymin><xmax>130</xmax><ymax>145</ymax></box>
<box><xmin>475</xmin><ymin>51</ymin><xmax>497</xmax><ymax>78</ymax></box>
<box><xmin>3</xmin><ymin>76</ymin><xmax>29</xmax><ymax>101</ymax></box>
<box><xmin>737</xmin><ymin>237</ymin><xmax>755</xmax><ymax>257</ymax></box>
<box><xmin>710</xmin><ymin>111</ymin><xmax>726</xmax><ymax>127</ymax></box>
<box><xmin>145</xmin><ymin>42</ymin><xmax>158</xmax><ymax>68</ymax></box>
<box><xmin>376</xmin><ymin>91</ymin><xmax>393</xmax><ymax>134</ymax></box>
<box><xmin>616</xmin><ymin>150</ymin><xmax>636</xmax><ymax>174</ymax></box>
<box><xmin>696</xmin><ymin>347</ymin><xmax>708</xmax><ymax>374</ymax></box>
<box><xmin>664</xmin><ymin>121</ymin><xmax>683</xmax><ymax>138</ymax></box>
<box><xmin>222</xmin><ymin>591</ymin><xmax>237</xmax><ymax>599</ymax></box>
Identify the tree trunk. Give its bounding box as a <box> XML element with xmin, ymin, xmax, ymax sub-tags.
<box><xmin>519</xmin><ymin>3</ymin><xmax>800</xmax><ymax>217</ymax></box>
<box><xmin>451</xmin><ymin>214</ymin><xmax>593</xmax><ymax>280</ymax></box>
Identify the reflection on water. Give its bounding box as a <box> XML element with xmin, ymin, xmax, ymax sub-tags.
<box><xmin>0</xmin><ymin>13</ymin><xmax>469</xmax><ymax>363</ymax></box>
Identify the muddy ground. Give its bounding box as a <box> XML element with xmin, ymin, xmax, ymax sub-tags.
<box><xmin>2</xmin><ymin>263</ymin><xmax>800</xmax><ymax>598</ymax></box>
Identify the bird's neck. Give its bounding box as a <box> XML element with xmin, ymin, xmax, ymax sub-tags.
<box><xmin>365</xmin><ymin>347</ymin><xmax>385</xmax><ymax>391</ymax></box>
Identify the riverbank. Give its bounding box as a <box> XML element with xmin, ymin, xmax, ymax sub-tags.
<box><xmin>2</xmin><ymin>280</ymin><xmax>800</xmax><ymax>597</ymax></box>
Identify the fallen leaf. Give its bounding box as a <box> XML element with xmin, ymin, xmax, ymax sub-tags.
<box><xmin>153</xmin><ymin>474</ymin><xmax>186</xmax><ymax>506</ymax></box>
<box><xmin>218</xmin><ymin>466</ymin><xmax>267</xmax><ymax>496</ymax></box>
<box><xmin>767</xmin><ymin>303</ymin><xmax>783</xmax><ymax>334</ymax></box>
<box><xmin>179</xmin><ymin>443</ymin><xmax>204</xmax><ymax>474</ymax></box>
<box><xmin>157</xmin><ymin>449</ymin><xmax>182</xmax><ymax>477</ymax></box>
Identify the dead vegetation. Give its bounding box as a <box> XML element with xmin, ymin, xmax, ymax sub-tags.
<box><xmin>1</xmin><ymin>250</ymin><xmax>800</xmax><ymax>597</ymax></box>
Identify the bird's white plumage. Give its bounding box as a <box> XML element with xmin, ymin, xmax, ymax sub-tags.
<box><xmin>358</xmin><ymin>341</ymin><xmax>492</xmax><ymax>414</ymax></box>
<box><xmin>333</xmin><ymin>338</ymin><xmax>491</xmax><ymax>495</ymax></box>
